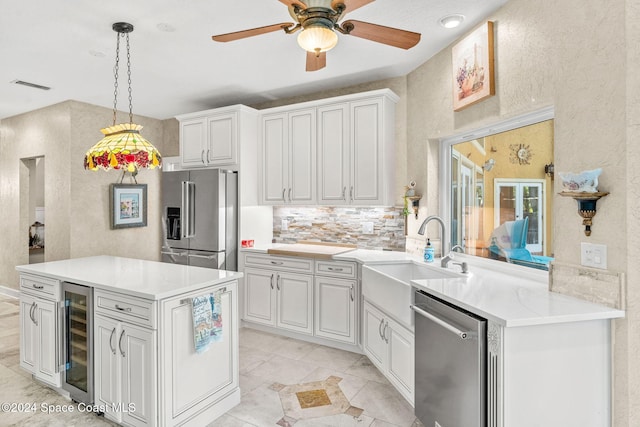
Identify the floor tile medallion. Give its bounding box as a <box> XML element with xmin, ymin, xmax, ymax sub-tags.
<box><xmin>271</xmin><ymin>376</ymin><xmax>364</xmax><ymax>425</ymax></box>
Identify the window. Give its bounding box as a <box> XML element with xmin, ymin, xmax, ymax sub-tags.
<box><xmin>440</xmin><ymin>107</ymin><xmax>554</xmax><ymax>270</ymax></box>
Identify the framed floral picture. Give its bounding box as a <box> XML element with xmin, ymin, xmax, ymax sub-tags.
<box><xmin>452</xmin><ymin>21</ymin><xmax>495</xmax><ymax>111</ymax></box>
<box><xmin>110</xmin><ymin>184</ymin><xmax>147</xmax><ymax>229</ymax></box>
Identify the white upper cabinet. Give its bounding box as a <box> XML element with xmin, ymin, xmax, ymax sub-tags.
<box><xmin>177</xmin><ymin>105</ymin><xmax>257</xmax><ymax>169</ymax></box>
<box><xmin>317</xmin><ymin>103</ymin><xmax>350</xmax><ymax>204</ymax></box>
<box><xmin>318</xmin><ymin>92</ymin><xmax>397</xmax><ymax>206</ymax></box>
<box><xmin>260</xmin><ymin>108</ymin><xmax>316</xmax><ymax>205</ymax></box>
<box><xmin>259</xmin><ymin>89</ymin><xmax>398</xmax><ymax>206</ymax></box>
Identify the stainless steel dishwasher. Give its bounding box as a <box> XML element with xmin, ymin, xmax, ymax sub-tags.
<box><xmin>412</xmin><ymin>290</ymin><xmax>486</xmax><ymax>427</ymax></box>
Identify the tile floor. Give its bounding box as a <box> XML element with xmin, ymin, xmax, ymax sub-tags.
<box><xmin>0</xmin><ymin>294</ymin><xmax>421</xmax><ymax>427</ymax></box>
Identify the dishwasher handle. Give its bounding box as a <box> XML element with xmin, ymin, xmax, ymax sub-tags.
<box><xmin>411</xmin><ymin>304</ymin><xmax>474</xmax><ymax>340</ymax></box>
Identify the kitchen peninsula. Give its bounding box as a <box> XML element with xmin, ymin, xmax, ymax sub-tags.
<box><xmin>16</xmin><ymin>255</ymin><xmax>242</xmax><ymax>427</ymax></box>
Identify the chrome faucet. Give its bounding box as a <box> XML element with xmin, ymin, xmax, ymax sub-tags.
<box><xmin>417</xmin><ymin>215</ymin><xmax>448</xmax><ymax>258</ymax></box>
<box><xmin>450</xmin><ymin>244</ymin><xmax>464</xmax><ymax>253</ymax></box>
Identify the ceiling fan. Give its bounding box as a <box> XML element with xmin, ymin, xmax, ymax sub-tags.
<box><xmin>212</xmin><ymin>0</ymin><xmax>421</xmax><ymax>72</ymax></box>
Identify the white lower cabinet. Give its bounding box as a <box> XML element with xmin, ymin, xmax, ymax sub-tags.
<box><xmin>244</xmin><ymin>267</ymin><xmax>313</xmax><ymax>335</ymax></box>
<box><xmin>314</xmin><ymin>275</ymin><xmax>356</xmax><ymax>345</ymax></box>
<box><xmin>19</xmin><ymin>275</ymin><xmax>62</xmax><ymax>388</ymax></box>
<box><xmin>363</xmin><ymin>300</ymin><xmax>414</xmax><ymax>404</ymax></box>
<box><xmin>159</xmin><ymin>284</ymin><xmax>239</xmax><ymax>426</ymax></box>
<box><xmin>20</xmin><ymin>295</ymin><xmax>61</xmax><ymax>387</ymax></box>
<box><xmin>94</xmin><ymin>280</ymin><xmax>239</xmax><ymax>426</ymax></box>
<box><xmin>94</xmin><ymin>315</ymin><xmax>156</xmax><ymax>427</ymax></box>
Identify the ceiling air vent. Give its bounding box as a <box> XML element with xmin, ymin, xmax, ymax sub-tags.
<box><xmin>10</xmin><ymin>80</ymin><xmax>51</xmax><ymax>91</ymax></box>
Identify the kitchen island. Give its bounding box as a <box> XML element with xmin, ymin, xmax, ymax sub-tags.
<box><xmin>17</xmin><ymin>255</ymin><xmax>242</xmax><ymax>427</ymax></box>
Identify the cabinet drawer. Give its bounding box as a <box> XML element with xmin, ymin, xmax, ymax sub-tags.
<box><xmin>315</xmin><ymin>260</ymin><xmax>357</xmax><ymax>279</ymax></box>
<box><xmin>244</xmin><ymin>254</ymin><xmax>314</xmax><ymax>273</ymax></box>
<box><xmin>20</xmin><ymin>274</ymin><xmax>60</xmax><ymax>300</ymax></box>
<box><xmin>94</xmin><ymin>290</ymin><xmax>157</xmax><ymax>329</ymax></box>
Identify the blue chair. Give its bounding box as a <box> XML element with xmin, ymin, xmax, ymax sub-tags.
<box><xmin>489</xmin><ymin>217</ymin><xmax>553</xmax><ymax>269</ymax></box>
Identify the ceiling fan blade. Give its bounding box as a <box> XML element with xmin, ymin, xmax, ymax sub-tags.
<box><xmin>279</xmin><ymin>0</ymin><xmax>307</xmax><ymax>9</ymax></box>
<box><xmin>342</xmin><ymin>20</ymin><xmax>420</xmax><ymax>49</ymax></box>
<box><xmin>306</xmin><ymin>51</ymin><xmax>326</xmax><ymax>72</ymax></box>
<box><xmin>332</xmin><ymin>0</ymin><xmax>374</xmax><ymax>14</ymax></box>
<box><xmin>212</xmin><ymin>22</ymin><xmax>295</xmax><ymax>42</ymax></box>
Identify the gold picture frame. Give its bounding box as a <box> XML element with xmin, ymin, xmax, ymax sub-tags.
<box><xmin>452</xmin><ymin>21</ymin><xmax>495</xmax><ymax>111</ymax></box>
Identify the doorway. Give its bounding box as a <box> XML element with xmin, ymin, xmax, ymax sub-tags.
<box><xmin>23</xmin><ymin>157</ymin><xmax>45</xmax><ymax>264</ymax></box>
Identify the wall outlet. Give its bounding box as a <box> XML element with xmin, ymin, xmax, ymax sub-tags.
<box><xmin>281</xmin><ymin>219</ymin><xmax>288</xmax><ymax>231</ymax></box>
<box><xmin>581</xmin><ymin>242</ymin><xmax>607</xmax><ymax>269</ymax></box>
<box><xmin>362</xmin><ymin>221</ymin><xmax>374</xmax><ymax>234</ymax></box>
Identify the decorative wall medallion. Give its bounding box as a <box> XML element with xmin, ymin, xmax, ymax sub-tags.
<box><xmin>510</xmin><ymin>143</ymin><xmax>533</xmax><ymax>165</ymax></box>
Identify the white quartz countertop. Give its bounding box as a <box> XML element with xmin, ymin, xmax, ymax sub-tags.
<box><xmin>16</xmin><ymin>256</ymin><xmax>243</xmax><ymax>300</ymax></box>
<box><xmin>243</xmin><ymin>243</ymin><xmax>624</xmax><ymax>327</ymax></box>
<box><xmin>410</xmin><ymin>262</ymin><xmax>624</xmax><ymax>327</ymax></box>
<box><xmin>242</xmin><ymin>245</ymin><xmax>417</xmax><ymax>263</ymax></box>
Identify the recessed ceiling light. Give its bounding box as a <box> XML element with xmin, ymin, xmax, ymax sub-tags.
<box><xmin>439</xmin><ymin>14</ymin><xmax>465</xmax><ymax>29</ymax></box>
<box><xmin>157</xmin><ymin>23</ymin><xmax>176</xmax><ymax>32</ymax></box>
<box><xmin>89</xmin><ymin>50</ymin><xmax>106</xmax><ymax>58</ymax></box>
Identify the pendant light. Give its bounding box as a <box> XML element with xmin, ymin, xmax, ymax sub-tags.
<box><xmin>84</xmin><ymin>22</ymin><xmax>162</xmax><ymax>177</ymax></box>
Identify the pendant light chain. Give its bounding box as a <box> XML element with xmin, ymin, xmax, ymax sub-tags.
<box><xmin>112</xmin><ymin>31</ymin><xmax>122</xmax><ymax>126</ymax></box>
<box><xmin>126</xmin><ymin>32</ymin><xmax>133</xmax><ymax>124</ymax></box>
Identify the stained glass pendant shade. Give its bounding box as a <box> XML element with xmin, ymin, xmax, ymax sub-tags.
<box><xmin>84</xmin><ymin>22</ymin><xmax>162</xmax><ymax>173</ymax></box>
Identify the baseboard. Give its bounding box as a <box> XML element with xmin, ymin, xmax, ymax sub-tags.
<box><xmin>0</xmin><ymin>285</ymin><xmax>20</xmax><ymax>299</ymax></box>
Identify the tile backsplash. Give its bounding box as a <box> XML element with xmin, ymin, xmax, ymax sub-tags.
<box><xmin>273</xmin><ymin>206</ymin><xmax>406</xmax><ymax>251</ymax></box>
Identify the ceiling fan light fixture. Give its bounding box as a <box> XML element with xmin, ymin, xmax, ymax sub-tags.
<box><xmin>297</xmin><ymin>24</ymin><xmax>338</xmax><ymax>54</ymax></box>
<box><xmin>439</xmin><ymin>14</ymin><xmax>465</xmax><ymax>29</ymax></box>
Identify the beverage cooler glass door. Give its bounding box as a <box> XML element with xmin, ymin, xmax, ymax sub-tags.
<box><xmin>62</xmin><ymin>282</ymin><xmax>93</xmax><ymax>404</ymax></box>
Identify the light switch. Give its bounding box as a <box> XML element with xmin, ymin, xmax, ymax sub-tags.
<box><xmin>281</xmin><ymin>219</ymin><xmax>288</xmax><ymax>231</ymax></box>
<box><xmin>581</xmin><ymin>242</ymin><xmax>607</xmax><ymax>269</ymax></box>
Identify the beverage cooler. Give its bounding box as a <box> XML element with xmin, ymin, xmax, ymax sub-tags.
<box><xmin>62</xmin><ymin>282</ymin><xmax>93</xmax><ymax>404</ymax></box>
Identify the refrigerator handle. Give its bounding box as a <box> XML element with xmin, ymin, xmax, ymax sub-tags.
<box><xmin>182</xmin><ymin>181</ymin><xmax>196</xmax><ymax>238</ymax></box>
<box><xmin>187</xmin><ymin>181</ymin><xmax>196</xmax><ymax>238</ymax></box>
<box><xmin>181</xmin><ymin>181</ymin><xmax>188</xmax><ymax>239</ymax></box>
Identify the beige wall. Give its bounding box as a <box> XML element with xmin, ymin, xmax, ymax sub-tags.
<box><xmin>0</xmin><ymin>100</ymin><xmax>176</xmax><ymax>289</ymax></box>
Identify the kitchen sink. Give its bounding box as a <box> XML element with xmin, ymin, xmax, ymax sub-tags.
<box><xmin>361</xmin><ymin>261</ymin><xmax>462</xmax><ymax>328</ymax></box>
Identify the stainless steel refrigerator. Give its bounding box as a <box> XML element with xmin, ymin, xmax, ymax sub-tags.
<box><xmin>161</xmin><ymin>168</ymin><xmax>238</xmax><ymax>271</ymax></box>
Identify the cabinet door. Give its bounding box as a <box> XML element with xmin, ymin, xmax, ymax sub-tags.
<box><xmin>317</xmin><ymin>103</ymin><xmax>350</xmax><ymax>205</ymax></box>
<box><xmin>288</xmin><ymin>109</ymin><xmax>316</xmax><ymax>204</ymax></box>
<box><xmin>261</xmin><ymin>113</ymin><xmax>288</xmax><ymax>204</ymax></box>
<box><xmin>386</xmin><ymin>319</ymin><xmax>414</xmax><ymax>402</ymax></box>
<box><xmin>94</xmin><ymin>315</ymin><xmax>121</xmax><ymax>423</ymax></box>
<box><xmin>276</xmin><ymin>272</ymin><xmax>313</xmax><ymax>335</ymax></box>
<box><xmin>314</xmin><ymin>276</ymin><xmax>356</xmax><ymax>344</ymax></box>
<box><xmin>180</xmin><ymin>117</ymin><xmax>207</xmax><ymax>168</ymax></box>
<box><xmin>350</xmin><ymin>98</ymin><xmax>383</xmax><ymax>204</ymax></box>
<box><xmin>120</xmin><ymin>323</ymin><xmax>156</xmax><ymax>427</ymax></box>
<box><xmin>244</xmin><ymin>268</ymin><xmax>276</xmax><ymax>326</ymax></box>
<box><xmin>19</xmin><ymin>294</ymin><xmax>37</xmax><ymax>374</ymax></box>
<box><xmin>160</xmin><ymin>285</ymin><xmax>238</xmax><ymax>426</ymax></box>
<box><xmin>362</xmin><ymin>301</ymin><xmax>386</xmax><ymax>370</ymax></box>
<box><xmin>35</xmin><ymin>299</ymin><xmax>61</xmax><ymax>387</ymax></box>
<box><xmin>207</xmin><ymin>112</ymin><xmax>237</xmax><ymax>166</ymax></box>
